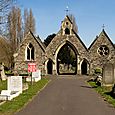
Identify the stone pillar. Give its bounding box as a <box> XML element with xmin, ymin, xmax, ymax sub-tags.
<box><xmin>77</xmin><ymin>55</ymin><xmax>81</xmax><ymax>75</ymax></box>
<box><xmin>53</xmin><ymin>61</ymin><xmax>57</xmax><ymax>75</ymax></box>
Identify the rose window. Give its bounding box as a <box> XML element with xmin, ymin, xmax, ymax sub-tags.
<box><xmin>97</xmin><ymin>45</ymin><xmax>109</xmax><ymax>56</ymax></box>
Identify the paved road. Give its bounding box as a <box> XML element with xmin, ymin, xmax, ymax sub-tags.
<box><xmin>16</xmin><ymin>76</ymin><xmax>115</xmax><ymax>115</ymax></box>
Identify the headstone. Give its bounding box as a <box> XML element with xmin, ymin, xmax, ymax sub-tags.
<box><xmin>26</xmin><ymin>70</ymin><xmax>41</xmax><ymax>82</ymax></box>
<box><xmin>102</xmin><ymin>63</ymin><xmax>114</xmax><ymax>86</ymax></box>
<box><xmin>32</xmin><ymin>70</ymin><xmax>41</xmax><ymax>81</ymax></box>
<box><xmin>8</xmin><ymin>76</ymin><xmax>22</xmax><ymax>93</ymax></box>
<box><xmin>0</xmin><ymin>64</ymin><xmax>7</xmax><ymax>80</ymax></box>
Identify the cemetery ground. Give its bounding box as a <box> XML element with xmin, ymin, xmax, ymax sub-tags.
<box><xmin>0</xmin><ymin>75</ymin><xmax>115</xmax><ymax>115</ymax></box>
<box><xmin>0</xmin><ymin>78</ymin><xmax>49</xmax><ymax>115</ymax></box>
<box><xmin>15</xmin><ymin>76</ymin><xmax>115</xmax><ymax>115</ymax></box>
<box><xmin>88</xmin><ymin>81</ymin><xmax>115</xmax><ymax>107</ymax></box>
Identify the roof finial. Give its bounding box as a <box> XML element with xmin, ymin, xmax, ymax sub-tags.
<box><xmin>65</xmin><ymin>6</ymin><xmax>69</xmax><ymax>15</ymax></box>
<box><xmin>102</xmin><ymin>24</ymin><xmax>105</xmax><ymax>30</ymax></box>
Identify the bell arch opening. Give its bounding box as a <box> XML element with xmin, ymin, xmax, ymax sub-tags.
<box><xmin>57</xmin><ymin>42</ymin><xmax>77</xmax><ymax>75</ymax></box>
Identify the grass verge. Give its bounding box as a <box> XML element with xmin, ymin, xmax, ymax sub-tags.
<box><xmin>0</xmin><ymin>80</ymin><xmax>7</xmax><ymax>90</ymax></box>
<box><xmin>0</xmin><ymin>78</ymin><xmax>49</xmax><ymax>115</ymax></box>
<box><xmin>88</xmin><ymin>81</ymin><xmax>115</xmax><ymax>107</ymax></box>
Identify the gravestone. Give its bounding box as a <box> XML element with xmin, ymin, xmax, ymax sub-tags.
<box><xmin>0</xmin><ymin>64</ymin><xmax>7</xmax><ymax>80</ymax></box>
<box><xmin>8</xmin><ymin>76</ymin><xmax>22</xmax><ymax>93</ymax></box>
<box><xmin>32</xmin><ymin>70</ymin><xmax>41</xmax><ymax>82</ymax></box>
<box><xmin>102</xmin><ymin>63</ymin><xmax>114</xmax><ymax>86</ymax></box>
<box><xmin>26</xmin><ymin>70</ymin><xmax>41</xmax><ymax>82</ymax></box>
<box><xmin>0</xmin><ymin>76</ymin><xmax>22</xmax><ymax>100</ymax></box>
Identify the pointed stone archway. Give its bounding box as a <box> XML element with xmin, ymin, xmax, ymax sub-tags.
<box><xmin>47</xmin><ymin>59</ymin><xmax>53</xmax><ymax>74</ymax></box>
<box><xmin>81</xmin><ymin>59</ymin><xmax>89</xmax><ymax>75</ymax></box>
<box><xmin>56</xmin><ymin>41</ymin><xmax>78</xmax><ymax>75</ymax></box>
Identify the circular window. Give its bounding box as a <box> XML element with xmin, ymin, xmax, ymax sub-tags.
<box><xmin>97</xmin><ymin>45</ymin><xmax>109</xmax><ymax>56</ymax></box>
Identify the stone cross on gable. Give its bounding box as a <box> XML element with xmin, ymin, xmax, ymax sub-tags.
<box><xmin>65</xmin><ymin>6</ymin><xmax>69</xmax><ymax>15</ymax></box>
<box><xmin>102</xmin><ymin>24</ymin><xmax>105</xmax><ymax>30</ymax></box>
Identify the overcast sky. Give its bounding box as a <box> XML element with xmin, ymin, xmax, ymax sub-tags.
<box><xmin>19</xmin><ymin>0</ymin><xmax>115</xmax><ymax>47</ymax></box>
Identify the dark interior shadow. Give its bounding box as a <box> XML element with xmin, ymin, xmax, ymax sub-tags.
<box><xmin>104</xmin><ymin>91</ymin><xmax>115</xmax><ymax>98</ymax></box>
<box><xmin>81</xmin><ymin>86</ymin><xmax>93</xmax><ymax>89</ymax></box>
<box><xmin>81</xmin><ymin>85</ymin><xmax>98</xmax><ymax>89</ymax></box>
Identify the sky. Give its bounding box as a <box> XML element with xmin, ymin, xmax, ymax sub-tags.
<box><xmin>19</xmin><ymin>0</ymin><xmax>115</xmax><ymax>47</ymax></box>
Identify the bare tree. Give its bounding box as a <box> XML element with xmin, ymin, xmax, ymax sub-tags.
<box><xmin>17</xmin><ymin>7</ymin><xmax>23</xmax><ymax>44</ymax></box>
<box><xmin>7</xmin><ymin>6</ymin><xmax>22</xmax><ymax>53</ymax></box>
<box><xmin>29</xmin><ymin>8</ymin><xmax>35</xmax><ymax>33</ymax></box>
<box><xmin>24</xmin><ymin>8</ymin><xmax>29</xmax><ymax>37</ymax></box>
<box><xmin>0</xmin><ymin>36</ymin><xmax>12</xmax><ymax>67</ymax></box>
<box><xmin>68</xmin><ymin>14</ymin><xmax>78</xmax><ymax>33</ymax></box>
<box><xmin>5</xmin><ymin>6</ymin><xmax>23</xmax><ymax>68</ymax></box>
<box><xmin>0</xmin><ymin>0</ymin><xmax>16</xmax><ymax>35</ymax></box>
<box><xmin>24</xmin><ymin>8</ymin><xmax>36</xmax><ymax>36</ymax></box>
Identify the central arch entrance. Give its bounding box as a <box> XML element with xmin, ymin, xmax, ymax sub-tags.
<box><xmin>57</xmin><ymin>42</ymin><xmax>77</xmax><ymax>75</ymax></box>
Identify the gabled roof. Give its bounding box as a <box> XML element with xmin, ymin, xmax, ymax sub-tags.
<box><xmin>66</xmin><ymin>15</ymin><xmax>73</xmax><ymax>24</ymax></box>
<box><xmin>20</xmin><ymin>31</ymin><xmax>46</xmax><ymax>52</ymax></box>
<box><xmin>88</xmin><ymin>29</ymin><xmax>115</xmax><ymax>50</ymax></box>
<box><xmin>72</xmin><ymin>29</ymin><xmax>88</xmax><ymax>51</ymax></box>
<box><xmin>29</xmin><ymin>31</ymin><xmax>46</xmax><ymax>52</ymax></box>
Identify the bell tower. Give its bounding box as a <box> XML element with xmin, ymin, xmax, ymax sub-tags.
<box><xmin>61</xmin><ymin>15</ymin><xmax>73</xmax><ymax>35</ymax></box>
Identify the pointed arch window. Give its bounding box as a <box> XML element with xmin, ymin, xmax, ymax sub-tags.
<box><xmin>65</xmin><ymin>28</ymin><xmax>70</xmax><ymax>35</ymax></box>
<box><xmin>26</xmin><ymin>43</ymin><xmax>34</xmax><ymax>60</ymax></box>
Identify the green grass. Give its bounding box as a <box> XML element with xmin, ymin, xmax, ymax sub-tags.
<box><xmin>0</xmin><ymin>78</ymin><xmax>49</xmax><ymax>115</ymax></box>
<box><xmin>0</xmin><ymin>80</ymin><xmax>7</xmax><ymax>90</ymax></box>
<box><xmin>88</xmin><ymin>81</ymin><xmax>115</xmax><ymax>107</ymax></box>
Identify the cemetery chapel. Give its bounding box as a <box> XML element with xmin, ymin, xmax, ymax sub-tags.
<box><xmin>14</xmin><ymin>15</ymin><xmax>115</xmax><ymax>75</ymax></box>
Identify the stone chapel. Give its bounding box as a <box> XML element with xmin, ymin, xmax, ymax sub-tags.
<box><xmin>14</xmin><ymin>15</ymin><xmax>115</xmax><ymax>76</ymax></box>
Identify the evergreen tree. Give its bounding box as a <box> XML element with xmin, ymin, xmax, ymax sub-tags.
<box><xmin>44</xmin><ymin>34</ymin><xmax>56</xmax><ymax>47</ymax></box>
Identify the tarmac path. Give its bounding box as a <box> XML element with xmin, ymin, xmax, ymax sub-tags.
<box><xmin>15</xmin><ymin>76</ymin><xmax>115</xmax><ymax>115</ymax></box>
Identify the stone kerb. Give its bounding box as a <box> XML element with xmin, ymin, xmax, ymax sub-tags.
<box><xmin>102</xmin><ymin>63</ymin><xmax>114</xmax><ymax>86</ymax></box>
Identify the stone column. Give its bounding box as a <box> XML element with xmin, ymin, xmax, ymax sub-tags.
<box><xmin>77</xmin><ymin>55</ymin><xmax>81</xmax><ymax>74</ymax></box>
<box><xmin>53</xmin><ymin>60</ymin><xmax>57</xmax><ymax>75</ymax></box>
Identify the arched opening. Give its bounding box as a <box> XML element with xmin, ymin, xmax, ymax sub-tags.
<box><xmin>47</xmin><ymin>59</ymin><xmax>53</xmax><ymax>74</ymax></box>
<box><xmin>57</xmin><ymin>42</ymin><xmax>77</xmax><ymax>75</ymax></box>
<box><xmin>81</xmin><ymin>59</ymin><xmax>89</xmax><ymax>75</ymax></box>
<box><xmin>65</xmin><ymin>28</ymin><xmax>70</xmax><ymax>35</ymax></box>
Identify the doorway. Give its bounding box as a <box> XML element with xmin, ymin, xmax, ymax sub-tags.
<box><xmin>57</xmin><ymin>42</ymin><xmax>77</xmax><ymax>75</ymax></box>
<box><xmin>47</xmin><ymin>59</ymin><xmax>53</xmax><ymax>74</ymax></box>
<box><xmin>81</xmin><ymin>59</ymin><xmax>88</xmax><ymax>75</ymax></box>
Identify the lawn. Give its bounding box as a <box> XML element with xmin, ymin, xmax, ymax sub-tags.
<box><xmin>0</xmin><ymin>80</ymin><xmax>7</xmax><ymax>90</ymax></box>
<box><xmin>0</xmin><ymin>78</ymin><xmax>49</xmax><ymax>115</ymax></box>
<box><xmin>88</xmin><ymin>81</ymin><xmax>115</xmax><ymax>107</ymax></box>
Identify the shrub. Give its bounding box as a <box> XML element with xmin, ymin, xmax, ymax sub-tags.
<box><xmin>94</xmin><ymin>68</ymin><xmax>102</xmax><ymax>74</ymax></box>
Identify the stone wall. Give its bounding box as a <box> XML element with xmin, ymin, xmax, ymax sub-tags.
<box><xmin>14</xmin><ymin>16</ymin><xmax>115</xmax><ymax>76</ymax></box>
<box><xmin>89</xmin><ymin>30</ymin><xmax>115</xmax><ymax>74</ymax></box>
<box><xmin>14</xmin><ymin>32</ymin><xmax>45</xmax><ymax>75</ymax></box>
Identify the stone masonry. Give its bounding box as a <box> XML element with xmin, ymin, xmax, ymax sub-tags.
<box><xmin>14</xmin><ymin>15</ymin><xmax>115</xmax><ymax>76</ymax></box>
